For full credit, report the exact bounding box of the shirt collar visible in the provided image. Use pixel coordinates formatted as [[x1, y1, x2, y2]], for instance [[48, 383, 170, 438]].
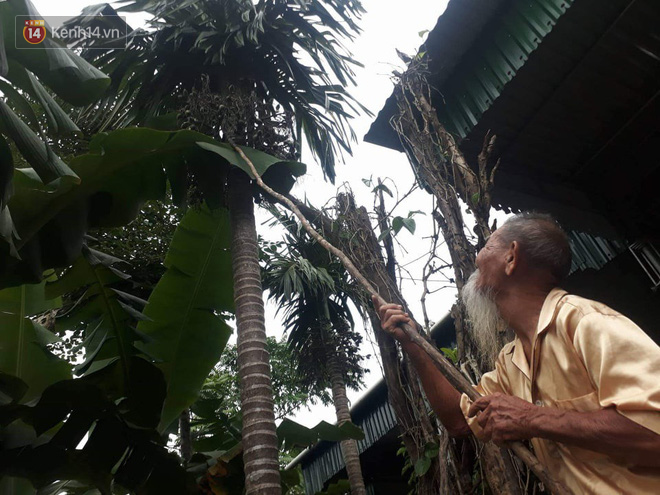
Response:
[[536, 288, 568, 335], [507, 288, 567, 380], [509, 337, 530, 380]]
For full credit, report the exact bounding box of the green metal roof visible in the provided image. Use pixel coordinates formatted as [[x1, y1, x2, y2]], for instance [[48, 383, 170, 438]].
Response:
[[365, 0, 572, 149], [436, 0, 573, 140], [366, 0, 660, 239]]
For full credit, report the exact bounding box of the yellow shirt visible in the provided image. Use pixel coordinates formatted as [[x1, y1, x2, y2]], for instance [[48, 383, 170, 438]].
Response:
[[460, 288, 660, 494]]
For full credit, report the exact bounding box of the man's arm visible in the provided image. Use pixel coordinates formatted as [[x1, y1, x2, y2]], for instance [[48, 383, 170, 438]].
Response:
[[468, 394, 660, 468], [373, 297, 471, 437]]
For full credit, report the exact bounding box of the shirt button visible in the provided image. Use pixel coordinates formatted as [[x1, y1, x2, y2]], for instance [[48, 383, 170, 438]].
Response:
[[535, 400, 543, 406]]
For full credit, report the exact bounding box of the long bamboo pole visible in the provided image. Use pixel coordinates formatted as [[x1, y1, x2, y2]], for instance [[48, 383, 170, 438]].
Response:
[[230, 141, 570, 495]]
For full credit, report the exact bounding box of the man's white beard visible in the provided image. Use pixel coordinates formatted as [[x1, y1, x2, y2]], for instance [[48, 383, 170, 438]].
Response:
[[461, 269, 506, 368]]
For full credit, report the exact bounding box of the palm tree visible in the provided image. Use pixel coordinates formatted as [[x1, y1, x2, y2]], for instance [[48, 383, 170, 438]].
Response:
[[263, 214, 368, 494], [69, 2, 366, 493]]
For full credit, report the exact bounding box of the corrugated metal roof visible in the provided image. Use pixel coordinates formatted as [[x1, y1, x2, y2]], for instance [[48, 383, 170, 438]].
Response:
[[365, 0, 571, 148], [365, 0, 509, 150], [437, 0, 573, 140], [301, 398, 398, 495], [569, 231, 625, 274], [365, 0, 660, 239]]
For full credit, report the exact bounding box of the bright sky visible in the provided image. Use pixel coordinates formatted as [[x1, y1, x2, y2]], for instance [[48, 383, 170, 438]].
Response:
[[31, 0, 509, 428]]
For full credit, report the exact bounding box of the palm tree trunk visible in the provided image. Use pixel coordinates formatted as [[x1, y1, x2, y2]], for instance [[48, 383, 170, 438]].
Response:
[[229, 170, 281, 495], [327, 352, 367, 495]]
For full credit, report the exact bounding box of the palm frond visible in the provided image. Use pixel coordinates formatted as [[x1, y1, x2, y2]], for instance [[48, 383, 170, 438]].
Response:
[[69, 0, 370, 180]]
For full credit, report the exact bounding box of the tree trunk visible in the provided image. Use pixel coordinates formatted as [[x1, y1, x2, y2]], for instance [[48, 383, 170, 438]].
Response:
[[179, 408, 193, 465], [327, 352, 367, 495], [390, 63, 522, 494], [335, 194, 444, 494], [229, 170, 281, 495]]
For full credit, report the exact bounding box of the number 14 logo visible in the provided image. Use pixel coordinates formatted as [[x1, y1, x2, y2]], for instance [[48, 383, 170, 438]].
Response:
[[23, 19, 46, 45]]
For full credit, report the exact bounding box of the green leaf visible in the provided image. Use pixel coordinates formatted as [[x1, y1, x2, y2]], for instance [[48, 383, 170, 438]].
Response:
[[401, 217, 416, 235], [424, 441, 439, 459], [0, 280, 71, 402], [0, 99, 79, 184], [0, 1, 110, 106], [377, 228, 392, 242], [414, 456, 431, 477], [0, 372, 28, 405], [0, 78, 41, 129], [277, 418, 364, 450], [371, 183, 393, 197], [392, 216, 416, 235], [23, 69, 81, 136], [0, 132, 13, 209], [440, 347, 458, 365], [196, 141, 306, 194], [137, 205, 234, 432], [392, 216, 404, 234], [338, 421, 365, 441], [3, 60, 80, 136], [46, 247, 150, 394], [471, 192, 481, 205]]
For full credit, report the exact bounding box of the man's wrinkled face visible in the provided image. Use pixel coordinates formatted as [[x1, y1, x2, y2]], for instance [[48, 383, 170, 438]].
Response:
[[461, 232, 509, 365], [474, 230, 506, 292]]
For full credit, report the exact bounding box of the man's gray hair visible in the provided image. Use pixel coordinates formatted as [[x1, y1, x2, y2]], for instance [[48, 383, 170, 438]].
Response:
[[495, 212, 572, 282]]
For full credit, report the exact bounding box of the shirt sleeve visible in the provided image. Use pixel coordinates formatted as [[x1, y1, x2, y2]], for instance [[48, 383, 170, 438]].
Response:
[[572, 311, 660, 435], [459, 350, 510, 440]]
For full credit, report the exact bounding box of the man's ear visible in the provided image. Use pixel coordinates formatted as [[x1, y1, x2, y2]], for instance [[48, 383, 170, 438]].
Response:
[[504, 241, 519, 276]]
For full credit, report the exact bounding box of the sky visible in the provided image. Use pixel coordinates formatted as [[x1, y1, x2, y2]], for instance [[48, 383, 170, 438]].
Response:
[[30, 0, 510, 428]]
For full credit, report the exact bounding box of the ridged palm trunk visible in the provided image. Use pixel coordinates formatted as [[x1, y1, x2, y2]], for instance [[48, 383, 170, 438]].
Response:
[[327, 352, 367, 495], [229, 170, 281, 494]]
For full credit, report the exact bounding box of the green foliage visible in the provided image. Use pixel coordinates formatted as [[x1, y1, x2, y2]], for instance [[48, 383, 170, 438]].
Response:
[[263, 213, 368, 394], [414, 456, 431, 477], [69, 0, 368, 180], [0, 278, 71, 402], [0, 0, 110, 254], [414, 440, 440, 477], [46, 246, 148, 382], [277, 418, 365, 451], [0, 127, 304, 288], [378, 210, 425, 241], [90, 199, 181, 294], [440, 347, 459, 365], [0, 356, 191, 494], [201, 336, 332, 420], [137, 205, 234, 431]]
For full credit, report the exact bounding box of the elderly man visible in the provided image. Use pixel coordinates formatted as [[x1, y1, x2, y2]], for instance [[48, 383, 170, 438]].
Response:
[[374, 213, 660, 494]]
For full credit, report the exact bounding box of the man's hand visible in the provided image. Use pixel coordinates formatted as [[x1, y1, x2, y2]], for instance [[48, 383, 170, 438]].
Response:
[[372, 296, 412, 344], [467, 393, 540, 445]]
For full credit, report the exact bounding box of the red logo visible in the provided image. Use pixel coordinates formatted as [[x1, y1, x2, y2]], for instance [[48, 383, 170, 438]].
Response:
[[23, 20, 46, 45]]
